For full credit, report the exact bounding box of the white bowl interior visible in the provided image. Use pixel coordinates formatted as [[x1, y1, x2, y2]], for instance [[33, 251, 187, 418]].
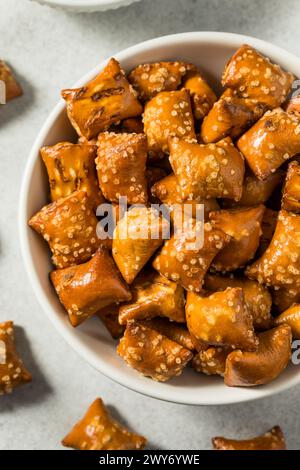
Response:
[[34, 0, 141, 11], [20, 32, 300, 405]]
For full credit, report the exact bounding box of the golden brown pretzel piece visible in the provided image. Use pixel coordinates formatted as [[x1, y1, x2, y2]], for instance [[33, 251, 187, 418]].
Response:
[[119, 270, 185, 325], [153, 220, 230, 292], [257, 208, 278, 256], [29, 190, 104, 269], [192, 347, 229, 376], [0, 60, 23, 101], [40, 142, 103, 208], [143, 89, 196, 159], [224, 324, 292, 386], [183, 71, 217, 121], [142, 318, 197, 351], [112, 207, 168, 284], [128, 61, 196, 101], [0, 321, 32, 395], [62, 398, 147, 450], [238, 108, 300, 180], [97, 304, 124, 339], [204, 274, 272, 331], [96, 132, 148, 204], [285, 94, 300, 118], [246, 210, 300, 291], [212, 426, 286, 450], [272, 286, 300, 313], [209, 205, 265, 271], [117, 321, 193, 382], [273, 304, 300, 339], [169, 137, 245, 201], [51, 247, 131, 327], [282, 161, 300, 213], [186, 288, 258, 350], [119, 117, 144, 133], [61, 58, 142, 140]]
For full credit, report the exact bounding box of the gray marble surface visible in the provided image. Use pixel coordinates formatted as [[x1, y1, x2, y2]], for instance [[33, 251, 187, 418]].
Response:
[[1, 0, 300, 450]]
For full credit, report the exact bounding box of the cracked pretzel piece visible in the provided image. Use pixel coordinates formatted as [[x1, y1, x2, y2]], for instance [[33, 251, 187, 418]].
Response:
[[212, 426, 286, 451], [225, 324, 292, 387], [238, 108, 300, 180], [0, 321, 32, 395], [97, 304, 124, 339], [282, 161, 300, 213], [209, 205, 265, 271], [113, 207, 168, 284], [61, 58, 142, 140], [183, 71, 217, 121], [62, 398, 146, 450], [204, 274, 272, 331], [143, 89, 196, 159], [117, 321, 193, 382], [29, 190, 103, 269], [0, 60, 23, 101], [51, 247, 131, 327], [119, 271, 185, 325], [273, 304, 300, 339], [128, 61, 196, 101], [169, 137, 245, 201], [272, 287, 300, 313], [186, 288, 258, 350], [153, 220, 230, 292], [40, 142, 103, 208], [96, 132, 148, 204], [192, 347, 229, 376], [246, 210, 300, 291], [142, 318, 198, 351]]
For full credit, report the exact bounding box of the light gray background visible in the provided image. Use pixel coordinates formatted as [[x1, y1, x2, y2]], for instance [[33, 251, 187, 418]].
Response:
[[1, 0, 300, 451]]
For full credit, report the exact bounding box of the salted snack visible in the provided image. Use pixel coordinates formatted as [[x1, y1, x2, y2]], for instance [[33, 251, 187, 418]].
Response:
[[117, 321, 193, 382], [209, 205, 265, 271], [186, 288, 258, 350], [183, 71, 217, 121], [246, 210, 300, 291], [97, 304, 124, 339], [51, 247, 131, 327], [29, 190, 103, 269], [62, 58, 142, 140], [40, 142, 103, 208], [113, 207, 168, 284], [286, 94, 300, 118], [119, 271, 185, 325], [192, 347, 229, 376], [143, 318, 197, 351], [143, 89, 196, 159], [273, 304, 300, 339], [0, 60, 23, 102], [0, 321, 32, 395], [212, 426, 286, 450], [169, 137, 244, 201], [272, 287, 300, 313], [119, 117, 144, 133], [128, 61, 196, 101], [282, 161, 300, 212], [225, 325, 292, 386], [96, 132, 148, 204], [257, 208, 278, 256], [153, 220, 231, 292], [238, 108, 300, 180], [62, 398, 146, 450]]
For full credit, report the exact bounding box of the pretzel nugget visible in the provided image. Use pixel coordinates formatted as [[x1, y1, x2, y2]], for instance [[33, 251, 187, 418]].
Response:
[[272, 287, 300, 313], [153, 220, 230, 292], [285, 94, 300, 118], [183, 71, 217, 121], [209, 205, 265, 271], [97, 304, 124, 339], [224, 325, 292, 387], [113, 207, 168, 284], [51, 247, 131, 327], [0, 321, 32, 395], [186, 288, 258, 350], [192, 347, 229, 376], [62, 398, 146, 450], [143, 89, 196, 159], [40, 142, 103, 208], [257, 208, 278, 256], [117, 321, 193, 382], [246, 210, 300, 291], [273, 304, 300, 339], [238, 108, 300, 180], [128, 61, 196, 101], [0, 60, 23, 101], [120, 117, 144, 133], [96, 132, 148, 204], [61, 58, 142, 140], [169, 137, 244, 201], [29, 190, 103, 269], [143, 318, 197, 351], [282, 161, 300, 213], [212, 426, 286, 450], [119, 270, 185, 325]]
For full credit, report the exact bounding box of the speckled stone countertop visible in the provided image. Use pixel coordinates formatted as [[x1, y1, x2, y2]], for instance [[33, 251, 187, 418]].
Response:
[[1, 0, 300, 450]]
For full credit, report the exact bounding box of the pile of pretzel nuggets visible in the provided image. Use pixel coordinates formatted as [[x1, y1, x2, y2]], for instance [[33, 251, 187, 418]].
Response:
[[28, 44, 300, 389]]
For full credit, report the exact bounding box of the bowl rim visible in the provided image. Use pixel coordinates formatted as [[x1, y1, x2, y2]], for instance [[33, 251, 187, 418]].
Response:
[[34, 0, 140, 8], [19, 31, 300, 405]]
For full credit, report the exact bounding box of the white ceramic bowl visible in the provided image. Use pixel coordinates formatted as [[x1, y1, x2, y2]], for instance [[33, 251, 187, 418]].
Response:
[[20, 32, 300, 405], [31, 0, 141, 12]]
